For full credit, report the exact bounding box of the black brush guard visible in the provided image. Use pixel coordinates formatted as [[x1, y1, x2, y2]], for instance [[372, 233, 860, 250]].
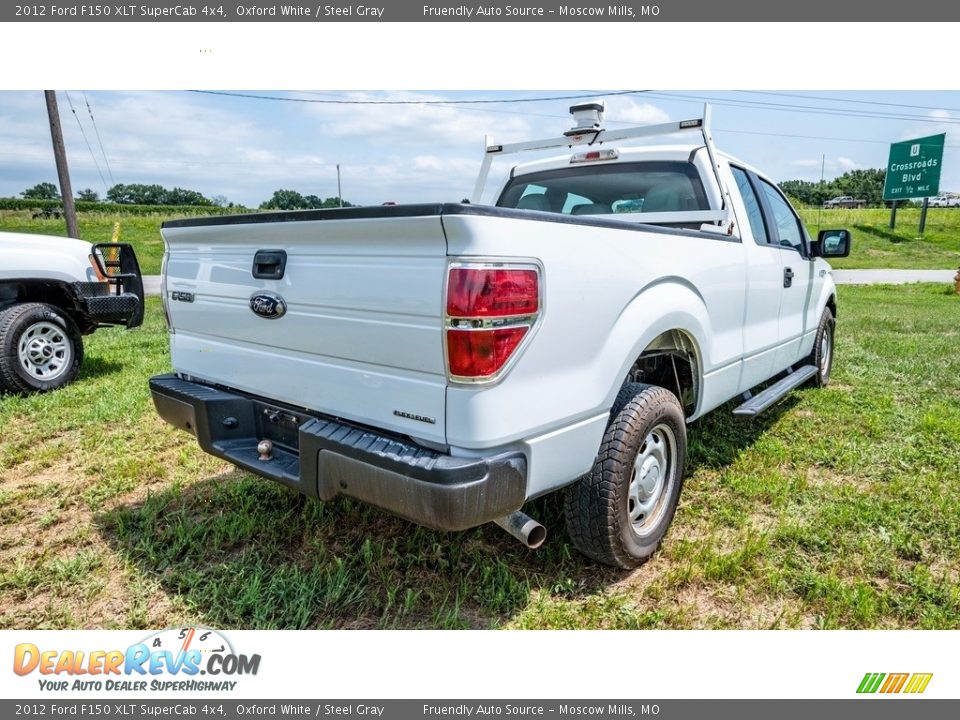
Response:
[[86, 242, 145, 328]]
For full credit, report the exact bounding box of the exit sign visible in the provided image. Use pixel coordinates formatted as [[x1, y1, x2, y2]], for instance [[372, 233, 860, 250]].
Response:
[[883, 134, 946, 201]]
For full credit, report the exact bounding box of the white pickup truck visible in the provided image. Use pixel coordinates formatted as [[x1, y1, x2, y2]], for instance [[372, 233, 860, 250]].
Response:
[[0, 233, 143, 393], [151, 103, 851, 568], [929, 193, 960, 208]]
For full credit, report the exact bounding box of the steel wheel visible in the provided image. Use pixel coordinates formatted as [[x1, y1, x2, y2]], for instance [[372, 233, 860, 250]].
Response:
[[17, 320, 73, 381], [627, 423, 676, 537]]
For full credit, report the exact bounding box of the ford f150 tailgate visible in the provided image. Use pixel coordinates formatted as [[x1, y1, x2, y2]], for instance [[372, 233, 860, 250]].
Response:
[[160, 206, 448, 445]]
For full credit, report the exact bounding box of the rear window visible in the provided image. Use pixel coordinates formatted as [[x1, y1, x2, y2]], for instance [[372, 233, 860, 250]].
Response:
[[496, 161, 709, 217]]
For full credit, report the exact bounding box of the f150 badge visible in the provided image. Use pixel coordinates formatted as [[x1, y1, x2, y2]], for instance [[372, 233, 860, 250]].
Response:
[[250, 292, 286, 319]]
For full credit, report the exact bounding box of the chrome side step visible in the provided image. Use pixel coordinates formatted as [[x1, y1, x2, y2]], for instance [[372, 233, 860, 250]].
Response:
[[733, 365, 818, 417]]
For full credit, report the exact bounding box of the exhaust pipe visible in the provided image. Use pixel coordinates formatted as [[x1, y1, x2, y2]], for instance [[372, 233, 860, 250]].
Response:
[[494, 511, 546, 549]]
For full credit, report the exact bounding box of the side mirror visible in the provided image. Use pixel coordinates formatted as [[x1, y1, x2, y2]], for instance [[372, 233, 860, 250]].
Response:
[[814, 229, 851, 258]]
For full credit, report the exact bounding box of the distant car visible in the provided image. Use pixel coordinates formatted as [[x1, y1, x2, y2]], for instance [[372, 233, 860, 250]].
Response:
[[822, 196, 867, 209], [929, 194, 960, 208], [0, 232, 144, 393]]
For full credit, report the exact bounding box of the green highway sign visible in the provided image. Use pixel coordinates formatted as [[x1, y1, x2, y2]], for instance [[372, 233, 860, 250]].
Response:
[[883, 133, 946, 201]]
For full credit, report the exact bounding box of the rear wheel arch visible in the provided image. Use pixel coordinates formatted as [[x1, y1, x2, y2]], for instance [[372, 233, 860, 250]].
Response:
[[615, 329, 701, 419], [826, 293, 837, 319]]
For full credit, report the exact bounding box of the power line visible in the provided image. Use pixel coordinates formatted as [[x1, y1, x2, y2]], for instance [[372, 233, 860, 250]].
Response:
[[736, 90, 960, 114], [643, 91, 960, 125], [6, 90, 959, 179], [188, 87, 959, 133], [291, 90, 575, 121], [710, 126, 960, 150], [83, 91, 114, 184], [63, 91, 109, 194], [187, 89, 648, 105], [3, 119, 957, 172]]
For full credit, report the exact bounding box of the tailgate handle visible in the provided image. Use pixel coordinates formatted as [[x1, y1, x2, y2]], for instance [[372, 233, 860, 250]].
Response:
[[252, 250, 286, 280]]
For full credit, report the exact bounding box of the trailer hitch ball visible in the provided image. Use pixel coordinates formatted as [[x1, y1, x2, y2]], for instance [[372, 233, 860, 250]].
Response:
[[257, 439, 274, 461]]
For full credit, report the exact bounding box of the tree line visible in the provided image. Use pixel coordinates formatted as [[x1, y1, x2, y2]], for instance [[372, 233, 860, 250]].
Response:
[[14, 168, 896, 211], [17, 183, 354, 210], [778, 168, 888, 207], [258, 189, 356, 210], [19, 182, 222, 206]]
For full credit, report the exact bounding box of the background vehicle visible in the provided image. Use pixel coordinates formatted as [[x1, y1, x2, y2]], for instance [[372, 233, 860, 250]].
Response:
[[0, 232, 144, 393], [929, 193, 960, 208], [151, 103, 850, 568], [822, 195, 866, 209]]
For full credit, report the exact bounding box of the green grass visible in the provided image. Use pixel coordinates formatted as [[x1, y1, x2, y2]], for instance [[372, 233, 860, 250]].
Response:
[[2, 206, 959, 274], [1, 286, 959, 629], [800, 206, 960, 270]]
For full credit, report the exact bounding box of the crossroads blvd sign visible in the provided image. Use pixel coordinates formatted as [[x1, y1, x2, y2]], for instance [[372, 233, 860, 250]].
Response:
[[883, 133, 946, 201]]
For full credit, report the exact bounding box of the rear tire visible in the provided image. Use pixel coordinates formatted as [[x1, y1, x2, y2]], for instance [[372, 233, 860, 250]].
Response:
[[808, 307, 834, 388], [0, 303, 84, 394], [564, 383, 687, 569], [609, 381, 647, 420]]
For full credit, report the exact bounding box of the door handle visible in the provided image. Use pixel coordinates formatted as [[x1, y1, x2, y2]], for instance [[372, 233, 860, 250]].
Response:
[[252, 250, 287, 280], [783, 267, 794, 288]]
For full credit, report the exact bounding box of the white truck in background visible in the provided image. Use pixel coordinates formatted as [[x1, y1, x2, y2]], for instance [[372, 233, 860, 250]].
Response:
[[151, 102, 851, 568], [0, 233, 143, 393], [822, 195, 867, 209], [929, 193, 960, 208]]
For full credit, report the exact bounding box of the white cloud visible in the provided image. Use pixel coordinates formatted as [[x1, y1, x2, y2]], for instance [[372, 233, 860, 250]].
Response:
[[787, 156, 862, 180], [604, 97, 669, 125], [7, 90, 952, 204], [0, 90, 555, 204], [300, 91, 532, 147]]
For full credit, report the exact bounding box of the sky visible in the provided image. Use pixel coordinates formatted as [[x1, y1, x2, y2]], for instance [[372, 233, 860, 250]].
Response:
[[0, 90, 957, 207]]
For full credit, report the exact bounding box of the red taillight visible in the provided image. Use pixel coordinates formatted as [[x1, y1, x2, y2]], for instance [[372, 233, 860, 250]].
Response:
[[447, 327, 528, 378], [447, 268, 539, 317], [445, 264, 541, 381]]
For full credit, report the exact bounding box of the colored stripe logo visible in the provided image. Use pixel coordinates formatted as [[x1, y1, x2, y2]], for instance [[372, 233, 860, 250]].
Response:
[[857, 672, 933, 694]]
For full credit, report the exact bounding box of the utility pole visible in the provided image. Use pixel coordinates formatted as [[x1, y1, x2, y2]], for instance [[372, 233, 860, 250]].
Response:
[[816, 153, 825, 232], [336, 164, 343, 208], [44, 91, 79, 239]]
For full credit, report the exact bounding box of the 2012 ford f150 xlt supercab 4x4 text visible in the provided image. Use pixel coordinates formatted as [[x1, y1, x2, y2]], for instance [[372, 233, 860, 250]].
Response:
[[150, 102, 851, 568]]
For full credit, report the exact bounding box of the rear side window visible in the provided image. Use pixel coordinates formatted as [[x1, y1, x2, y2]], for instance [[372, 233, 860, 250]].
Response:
[[731, 167, 767, 245], [497, 161, 709, 216]]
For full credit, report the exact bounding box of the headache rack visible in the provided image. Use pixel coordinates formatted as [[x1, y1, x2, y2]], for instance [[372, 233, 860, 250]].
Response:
[[470, 101, 735, 234]]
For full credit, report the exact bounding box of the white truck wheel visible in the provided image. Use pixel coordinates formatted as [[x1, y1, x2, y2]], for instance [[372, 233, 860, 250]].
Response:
[[564, 383, 687, 569], [0, 303, 84, 394], [808, 307, 835, 388]]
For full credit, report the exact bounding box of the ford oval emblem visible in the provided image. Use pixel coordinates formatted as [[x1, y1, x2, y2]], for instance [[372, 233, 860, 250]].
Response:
[[249, 292, 286, 319]]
